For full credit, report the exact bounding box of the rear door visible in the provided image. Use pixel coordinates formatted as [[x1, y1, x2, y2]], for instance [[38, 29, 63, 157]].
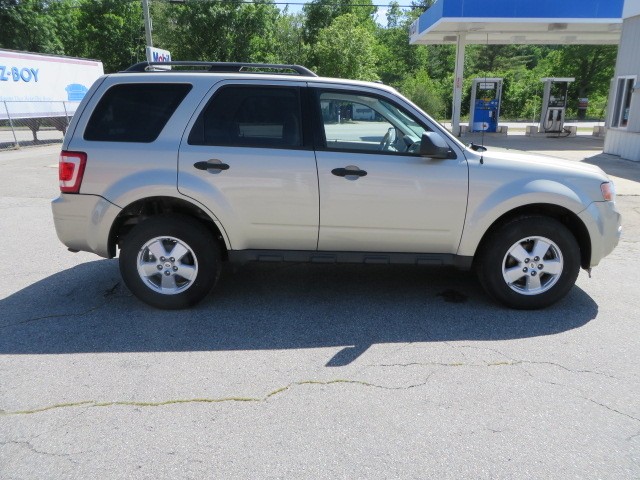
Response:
[[178, 80, 319, 251]]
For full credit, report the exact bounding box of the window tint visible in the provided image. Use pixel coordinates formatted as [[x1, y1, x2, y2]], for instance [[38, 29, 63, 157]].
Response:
[[317, 90, 427, 155], [84, 83, 192, 142], [188, 86, 302, 148]]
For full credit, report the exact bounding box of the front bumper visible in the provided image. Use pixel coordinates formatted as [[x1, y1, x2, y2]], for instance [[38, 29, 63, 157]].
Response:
[[578, 200, 622, 267], [51, 193, 122, 258]]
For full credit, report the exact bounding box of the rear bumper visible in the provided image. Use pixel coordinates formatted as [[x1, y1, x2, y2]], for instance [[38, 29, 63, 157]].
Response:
[[51, 193, 121, 258], [578, 200, 622, 267]]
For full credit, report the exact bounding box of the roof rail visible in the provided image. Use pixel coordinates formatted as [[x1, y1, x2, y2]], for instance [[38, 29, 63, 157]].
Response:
[[123, 61, 318, 77]]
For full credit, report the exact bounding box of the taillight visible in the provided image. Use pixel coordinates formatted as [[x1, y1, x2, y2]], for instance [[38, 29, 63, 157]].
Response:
[[59, 151, 87, 193]]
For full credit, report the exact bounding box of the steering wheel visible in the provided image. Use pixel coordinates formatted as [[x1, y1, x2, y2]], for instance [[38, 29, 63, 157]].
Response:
[[379, 127, 396, 151]]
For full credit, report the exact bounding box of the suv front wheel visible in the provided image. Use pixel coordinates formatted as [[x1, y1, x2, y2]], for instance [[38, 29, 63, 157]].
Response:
[[477, 216, 580, 309], [119, 215, 221, 309]]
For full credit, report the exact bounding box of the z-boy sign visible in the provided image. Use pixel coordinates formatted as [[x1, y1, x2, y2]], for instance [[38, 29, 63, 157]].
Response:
[[0, 49, 104, 120]]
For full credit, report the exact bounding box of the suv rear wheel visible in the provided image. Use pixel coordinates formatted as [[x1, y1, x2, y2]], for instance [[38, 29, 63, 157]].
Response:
[[477, 216, 580, 309], [119, 215, 220, 309]]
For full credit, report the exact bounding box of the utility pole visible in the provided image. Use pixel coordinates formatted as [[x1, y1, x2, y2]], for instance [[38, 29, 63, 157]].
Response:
[[142, 0, 153, 61]]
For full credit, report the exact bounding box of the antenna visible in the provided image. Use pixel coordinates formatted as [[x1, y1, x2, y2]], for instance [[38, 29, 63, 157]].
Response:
[[480, 33, 489, 159]]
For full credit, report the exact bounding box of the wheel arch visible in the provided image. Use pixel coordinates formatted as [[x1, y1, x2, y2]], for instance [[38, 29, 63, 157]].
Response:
[[472, 204, 592, 270], [108, 196, 229, 259]]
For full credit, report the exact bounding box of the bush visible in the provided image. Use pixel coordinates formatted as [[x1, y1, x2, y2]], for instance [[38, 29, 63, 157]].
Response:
[[398, 71, 445, 119]]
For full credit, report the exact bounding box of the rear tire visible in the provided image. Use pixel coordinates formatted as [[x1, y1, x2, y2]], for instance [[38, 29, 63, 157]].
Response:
[[476, 216, 580, 309], [119, 215, 221, 309]]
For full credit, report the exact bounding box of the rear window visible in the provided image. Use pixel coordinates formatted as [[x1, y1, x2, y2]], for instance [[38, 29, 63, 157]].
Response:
[[84, 83, 192, 142], [188, 86, 302, 148]]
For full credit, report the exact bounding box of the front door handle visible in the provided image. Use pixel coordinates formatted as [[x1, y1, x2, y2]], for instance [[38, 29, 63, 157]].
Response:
[[194, 159, 230, 171], [331, 166, 367, 178]]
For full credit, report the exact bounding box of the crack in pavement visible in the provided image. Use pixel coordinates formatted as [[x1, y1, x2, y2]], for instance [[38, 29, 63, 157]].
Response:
[[0, 377, 433, 416], [540, 379, 640, 425], [452, 344, 617, 379], [0, 440, 85, 465], [372, 345, 638, 425], [627, 431, 640, 442], [369, 359, 617, 378], [0, 284, 127, 329], [581, 397, 640, 424], [0, 303, 108, 330]]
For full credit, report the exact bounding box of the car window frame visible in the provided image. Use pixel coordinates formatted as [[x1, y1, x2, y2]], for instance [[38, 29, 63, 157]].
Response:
[[309, 86, 438, 157], [186, 82, 312, 151], [83, 82, 193, 143]]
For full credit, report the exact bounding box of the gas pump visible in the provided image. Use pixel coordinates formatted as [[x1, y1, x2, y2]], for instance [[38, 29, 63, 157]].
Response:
[[539, 77, 574, 133], [469, 78, 503, 132]]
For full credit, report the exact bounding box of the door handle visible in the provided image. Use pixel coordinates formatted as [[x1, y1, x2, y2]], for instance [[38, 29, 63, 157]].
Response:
[[194, 159, 230, 171], [331, 166, 367, 178]]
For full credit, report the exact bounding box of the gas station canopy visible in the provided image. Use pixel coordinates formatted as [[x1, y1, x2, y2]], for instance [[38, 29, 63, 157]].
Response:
[[408, 0, 626, 136], [410, 0, 624, 46]]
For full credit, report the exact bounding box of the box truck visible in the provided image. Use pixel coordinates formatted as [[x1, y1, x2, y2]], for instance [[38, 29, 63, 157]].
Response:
[[0, 49, 104, 140]]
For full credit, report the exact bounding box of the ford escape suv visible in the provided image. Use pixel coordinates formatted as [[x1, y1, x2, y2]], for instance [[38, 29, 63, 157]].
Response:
[[52, 61, 621, 310]]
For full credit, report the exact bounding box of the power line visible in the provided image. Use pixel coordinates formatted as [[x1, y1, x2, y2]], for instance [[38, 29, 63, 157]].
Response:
[[1, 0, 423, 9], [165, 0, 420, 7]]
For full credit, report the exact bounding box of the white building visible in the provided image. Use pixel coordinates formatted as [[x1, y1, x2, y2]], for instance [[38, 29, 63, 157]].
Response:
[[605, 0, 640, 161]]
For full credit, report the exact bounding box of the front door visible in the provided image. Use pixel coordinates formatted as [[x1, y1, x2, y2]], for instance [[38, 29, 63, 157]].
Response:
[[312, 87, 468, 254]]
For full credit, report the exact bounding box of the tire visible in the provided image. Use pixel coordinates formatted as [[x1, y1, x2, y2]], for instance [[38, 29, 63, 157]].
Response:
[[119, 214, 221, 309], [476, 216, 580, 310]]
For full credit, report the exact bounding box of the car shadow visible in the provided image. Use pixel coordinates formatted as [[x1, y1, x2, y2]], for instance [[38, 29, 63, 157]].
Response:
[[0, 259, 599, 366]]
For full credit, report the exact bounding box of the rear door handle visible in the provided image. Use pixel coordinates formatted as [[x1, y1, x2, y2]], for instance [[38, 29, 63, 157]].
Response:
[[331, 166, 367, 178], [194, 159, 230, 171]]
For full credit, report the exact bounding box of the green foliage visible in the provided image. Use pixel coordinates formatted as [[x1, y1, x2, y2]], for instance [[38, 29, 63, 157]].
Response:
[[0, 1, 620, 119], [398, 70, 445, 118], [0, 0, 66, 54], [78, 0, 145, 72], [375, 7, 429, 85], [314, 13, 379, 81], [538, 45, 617, 117], [303, 0, 376, 45], [155, 0, 280, 64], [268, 12, 310, 66]]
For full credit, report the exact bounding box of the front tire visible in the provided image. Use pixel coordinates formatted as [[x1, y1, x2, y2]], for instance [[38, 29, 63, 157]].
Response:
[[477, 216, 580, 309], [119, 215, 221, 309]]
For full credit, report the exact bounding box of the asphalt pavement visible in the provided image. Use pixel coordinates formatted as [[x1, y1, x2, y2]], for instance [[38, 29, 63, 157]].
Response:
[[0, 139, 638, 479]]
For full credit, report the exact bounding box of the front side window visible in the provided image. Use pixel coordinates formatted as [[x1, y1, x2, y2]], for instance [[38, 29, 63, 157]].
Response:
[[84, 83, 192, 142], [188, 86, 302, 148], [611, 76, 636, 129], [316, 90, 428, 155]]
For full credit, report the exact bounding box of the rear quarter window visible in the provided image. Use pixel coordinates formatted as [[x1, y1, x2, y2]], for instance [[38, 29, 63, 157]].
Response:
[[84, 83, 192, 143]]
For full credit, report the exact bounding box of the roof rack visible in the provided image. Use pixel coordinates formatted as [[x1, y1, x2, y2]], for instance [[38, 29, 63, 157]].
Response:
[[124, 61, 318, 77]]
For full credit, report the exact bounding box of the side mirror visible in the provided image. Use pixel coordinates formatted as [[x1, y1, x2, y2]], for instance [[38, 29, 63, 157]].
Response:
[[420, 132, 452, 159]]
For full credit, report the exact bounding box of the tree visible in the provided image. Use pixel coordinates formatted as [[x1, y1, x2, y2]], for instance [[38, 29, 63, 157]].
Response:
[[156, 0, 280, 63], [303, 0, 376, 45], [398, 70, 445, 118], [269, 12, 310, 65], [0, 0, 65, 54], [550, 46, 616, 97], [466, 45, 541, 73], [375, 3, 437, 86], [78, 0, 145, 72], [314, 13, 379, 81]]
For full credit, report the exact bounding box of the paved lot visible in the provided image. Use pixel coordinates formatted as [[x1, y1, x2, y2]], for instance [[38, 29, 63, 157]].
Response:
[[1, 140, 639, 479]]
